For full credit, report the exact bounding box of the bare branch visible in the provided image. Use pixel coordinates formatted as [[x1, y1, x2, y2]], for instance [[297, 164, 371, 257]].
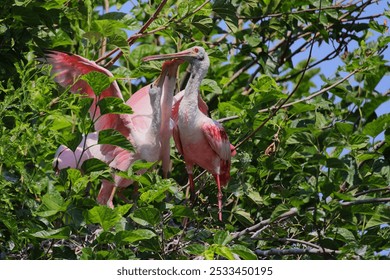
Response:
[[340, 197, 390, 206], [231, 207, 298, 239], [355, 186, 390, 197], [254, 247, 341, 257]]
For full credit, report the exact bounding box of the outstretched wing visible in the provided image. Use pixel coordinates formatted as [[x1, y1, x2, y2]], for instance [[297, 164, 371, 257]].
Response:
[[43, 50, 123, 99], [43, 51, 128, 133]]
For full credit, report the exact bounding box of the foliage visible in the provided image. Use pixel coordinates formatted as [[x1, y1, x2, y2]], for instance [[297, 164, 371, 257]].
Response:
[[0, 0, 389, 260]]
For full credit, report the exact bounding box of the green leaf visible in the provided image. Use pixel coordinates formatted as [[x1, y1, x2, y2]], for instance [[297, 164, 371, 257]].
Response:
[[115, 229, 156, 244], [214, 230, 233, 245], [286, 132, 316, 146], [332, 228, 356, 243], [87, 205, 121, 231], [335, 122, 354, 136], [130, 160, 156, 173], [52, 29, 73, 48], [326, 158, 348, 169], [233, 210, 254, 226], [244, 34, 261, 47], [250, 75, 282, 93], [98, 129, 134, 152], [212, 0, 238, 33], [92, 19, 128, 37], [62, 130, 83, 152], [138, 183, 169, 203], [270, 204, 291, 221], [171, 205, 195, 218], [36, 190, 68, 217], [204, 247, 215, 260], [130, 207, 160, 226], [230, 244, 257, 260], [184, 244, 206, 255], [247, 189, 263, 205], [31, 227, 71, 239], [79, 97, 94, 118], [99, 12, 138, 29], [215, 245, 235, 260], [67, 168, 90, 194], [81, 158, 108, 173], [218, 100, 243, 115], [201, 79, 222, 94], [366, 206, 390, 229], [81, 71, 114, 96], [315, 111, 328, 128], [363, 114, 390, 138], [192, 15, 213, 35], [97, 97, 133, 115], [163, 226, 181, 240], [348, 134, 369, 150], [115, 204, 133, 216], [44, 114, 73, 131]]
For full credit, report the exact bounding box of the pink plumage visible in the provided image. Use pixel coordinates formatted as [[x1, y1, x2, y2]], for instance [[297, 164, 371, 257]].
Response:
[[143, 47, 235, 221], [46, 51, 182, 207]]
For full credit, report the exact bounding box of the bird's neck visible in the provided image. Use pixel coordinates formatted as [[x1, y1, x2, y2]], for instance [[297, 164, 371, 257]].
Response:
[[148, 89, 162, 138], [181, 63, 207, 114], [160, 75, 174, 134]]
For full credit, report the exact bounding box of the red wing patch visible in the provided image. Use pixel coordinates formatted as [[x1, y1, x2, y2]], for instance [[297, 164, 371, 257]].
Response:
[[202, 121, 232, 161]]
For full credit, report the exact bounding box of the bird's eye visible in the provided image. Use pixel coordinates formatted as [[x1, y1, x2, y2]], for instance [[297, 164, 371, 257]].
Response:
[[194, 47, 199, 53]]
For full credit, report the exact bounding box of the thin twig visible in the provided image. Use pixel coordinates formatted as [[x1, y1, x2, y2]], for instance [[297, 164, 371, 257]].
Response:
[[243, 1, 364, 21], [234, 18, 318, 149], [102, 0, 168, 67], [280, 238, 323, 250], [216, 68, 360, 123], [97, 0, 211, 67], [223, 60, 257, 89], [340, 197, 390, 206], [355, 186, 390, 197]]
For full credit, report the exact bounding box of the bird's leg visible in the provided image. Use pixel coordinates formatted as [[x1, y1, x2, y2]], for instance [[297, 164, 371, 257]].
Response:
[[216, 175, 223, 222], [106, 185, 117, 209], [182, 168, 195, 228], [117, 187, 132, 204], [188, 172, 196, 204], [132, 182, 140, 208], [98, 180, 115, 208]]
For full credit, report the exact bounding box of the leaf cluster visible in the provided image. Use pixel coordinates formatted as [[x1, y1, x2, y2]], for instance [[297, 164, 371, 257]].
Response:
[[0, 0, 389, 260]]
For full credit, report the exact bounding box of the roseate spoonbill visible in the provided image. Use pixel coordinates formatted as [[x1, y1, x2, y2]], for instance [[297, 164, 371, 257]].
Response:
[[45, 51, 182, 206], [143, 46, 236, 221]]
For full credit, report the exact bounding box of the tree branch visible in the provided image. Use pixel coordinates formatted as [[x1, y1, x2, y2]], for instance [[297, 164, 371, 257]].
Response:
[[216, 68, 360, 123], [254, 247, 341, 257], [101, 0, 168, 67], [355, 186, 390, 197], [340, 197, 390, 206], [231, 207, 298, 239], [96, 0, 211, 67]]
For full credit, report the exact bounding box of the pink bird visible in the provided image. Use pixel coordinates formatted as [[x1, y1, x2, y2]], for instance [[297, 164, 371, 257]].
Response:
[[45, 51, 182, 207], [143, 47, 236, 221]]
